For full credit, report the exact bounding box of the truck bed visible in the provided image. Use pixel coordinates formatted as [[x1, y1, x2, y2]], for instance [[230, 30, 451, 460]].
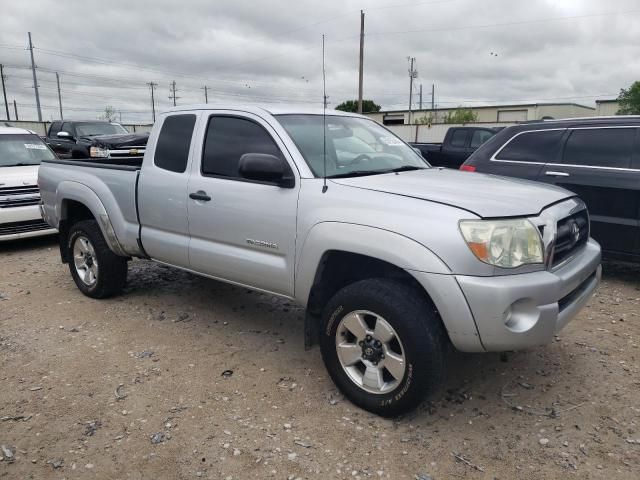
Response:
[[38, 159, 144, 257]]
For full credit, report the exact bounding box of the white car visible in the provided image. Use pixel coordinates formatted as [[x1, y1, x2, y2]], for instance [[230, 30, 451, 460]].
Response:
[[0, 126, 57, 241]]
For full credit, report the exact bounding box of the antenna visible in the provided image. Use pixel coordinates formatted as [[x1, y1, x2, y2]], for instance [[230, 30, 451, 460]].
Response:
[[322, 34, 328, 194]]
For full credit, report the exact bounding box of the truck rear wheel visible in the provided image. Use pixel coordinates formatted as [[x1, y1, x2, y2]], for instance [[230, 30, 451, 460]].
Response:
[[320, 278, 447, 416], [67, 220, 127, 298]]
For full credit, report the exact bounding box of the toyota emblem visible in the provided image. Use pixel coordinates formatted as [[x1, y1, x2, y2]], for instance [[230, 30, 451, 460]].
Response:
[[571, 222, 580, 243]]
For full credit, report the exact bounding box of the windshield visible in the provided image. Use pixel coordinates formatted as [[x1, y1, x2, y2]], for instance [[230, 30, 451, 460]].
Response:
[[0, 134, 57, 166], [276, 115, 428, 177], [75, 123, 128, 137]]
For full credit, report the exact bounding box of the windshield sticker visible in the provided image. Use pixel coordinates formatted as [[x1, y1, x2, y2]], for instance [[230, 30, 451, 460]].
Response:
[[379, 136, 404, 146], [24, 143, 47, 150]]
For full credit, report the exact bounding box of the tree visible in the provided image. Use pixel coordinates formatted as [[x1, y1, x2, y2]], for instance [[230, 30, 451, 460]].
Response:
[[443, 107, 478, 124], [616, 81, 640, 115], [335, 99, 381, 113], [416, 112, 435, 125], [101, 105, 117, 122]]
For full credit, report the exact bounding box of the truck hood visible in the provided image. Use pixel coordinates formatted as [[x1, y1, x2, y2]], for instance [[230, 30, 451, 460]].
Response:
[[0, 165, 39, 187], [85, 133, 150, 148], [331, 168, 574, 218]]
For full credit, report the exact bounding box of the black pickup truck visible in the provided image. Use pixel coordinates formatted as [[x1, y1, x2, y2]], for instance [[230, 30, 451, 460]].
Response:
[[410, 126, 499, 169], [45, 120, 149, 164]]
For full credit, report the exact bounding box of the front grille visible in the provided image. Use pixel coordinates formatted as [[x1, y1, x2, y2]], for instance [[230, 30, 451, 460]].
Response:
[[552, 209, 589, 267], [108, 146, 146, 158], [0, 219, 51, 236], [0, 185, 41, 208]]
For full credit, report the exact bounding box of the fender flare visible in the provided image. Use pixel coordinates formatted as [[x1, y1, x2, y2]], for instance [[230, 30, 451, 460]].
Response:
[[294, 222, 451, 305], [56, 181, 127, 257]]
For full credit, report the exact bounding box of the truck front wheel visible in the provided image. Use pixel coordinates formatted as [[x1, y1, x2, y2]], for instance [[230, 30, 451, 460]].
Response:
[[67, 220, 127, 298], [320, 278, 447, 416]]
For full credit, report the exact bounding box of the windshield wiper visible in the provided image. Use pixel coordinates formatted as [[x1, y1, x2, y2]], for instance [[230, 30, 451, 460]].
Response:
[[327, 170, 392, 179], [327, 165, 426, 179], [3, 162, 39, 167], [389, 166, 427, 173]]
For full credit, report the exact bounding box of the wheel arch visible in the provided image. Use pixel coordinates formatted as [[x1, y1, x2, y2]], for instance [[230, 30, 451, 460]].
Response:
[[56, 182, 127, 262], [295, 222, 454, 349]]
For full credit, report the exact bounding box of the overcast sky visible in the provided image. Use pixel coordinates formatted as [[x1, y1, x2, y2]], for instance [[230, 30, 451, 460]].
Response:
[[1, 0, 639, 123]]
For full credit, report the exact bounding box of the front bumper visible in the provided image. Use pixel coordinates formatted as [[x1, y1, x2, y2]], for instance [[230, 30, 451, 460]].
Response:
[[456, 239, 601, 351], [0, 204, 57, 242]]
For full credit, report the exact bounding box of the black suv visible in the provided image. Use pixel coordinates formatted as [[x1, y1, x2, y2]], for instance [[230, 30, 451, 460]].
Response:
[[461, 116, 640, 262]]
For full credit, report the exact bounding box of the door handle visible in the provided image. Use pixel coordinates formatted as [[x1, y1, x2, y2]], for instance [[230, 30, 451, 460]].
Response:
[[545, 171, 570, 177], [189, 191, 211, 202]]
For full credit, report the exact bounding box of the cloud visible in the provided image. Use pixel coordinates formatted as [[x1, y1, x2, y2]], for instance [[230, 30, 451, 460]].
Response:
[[0, 0, 637, 122]]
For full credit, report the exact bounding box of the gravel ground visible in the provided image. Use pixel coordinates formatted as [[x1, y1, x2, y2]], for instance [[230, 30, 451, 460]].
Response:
[[1, 236, 638, 479]]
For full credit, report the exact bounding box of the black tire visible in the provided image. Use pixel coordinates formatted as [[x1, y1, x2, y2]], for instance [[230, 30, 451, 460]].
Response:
[[67, 220, 127, 298], [320, 278, 448, 417]]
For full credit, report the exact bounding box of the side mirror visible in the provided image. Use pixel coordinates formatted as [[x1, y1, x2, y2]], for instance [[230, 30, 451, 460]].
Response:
[[239, 153, 294, 188], [57, 131, 73, 139]]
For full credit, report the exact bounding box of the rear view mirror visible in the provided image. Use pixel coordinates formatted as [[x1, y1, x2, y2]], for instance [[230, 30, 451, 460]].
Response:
[[239, 153, 294, 188]]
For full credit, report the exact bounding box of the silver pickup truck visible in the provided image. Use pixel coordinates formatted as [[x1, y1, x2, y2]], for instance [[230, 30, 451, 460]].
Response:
[[39, 106, 601, 416]]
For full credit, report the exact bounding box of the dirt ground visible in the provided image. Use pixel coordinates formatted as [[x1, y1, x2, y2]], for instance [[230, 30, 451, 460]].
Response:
[[0, 236, 638, 480]]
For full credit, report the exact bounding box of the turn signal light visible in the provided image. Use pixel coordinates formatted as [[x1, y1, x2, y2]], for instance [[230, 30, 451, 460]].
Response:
[[460, 165, 476, 172]]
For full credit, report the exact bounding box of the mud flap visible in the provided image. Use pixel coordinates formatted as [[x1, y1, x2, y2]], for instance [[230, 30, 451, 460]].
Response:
[[304, 310, 320, 350]]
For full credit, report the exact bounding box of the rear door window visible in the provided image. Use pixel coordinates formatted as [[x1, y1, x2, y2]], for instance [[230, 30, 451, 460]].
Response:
[[154, 114, 196, 173], [450, 129, 468, 148], [563, 128, 635, 169], [470, 130, 494, 149], [495, 130, 564, 163]]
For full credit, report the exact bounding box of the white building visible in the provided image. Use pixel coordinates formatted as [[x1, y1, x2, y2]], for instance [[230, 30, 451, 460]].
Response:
[[367, 102, 596, 125]]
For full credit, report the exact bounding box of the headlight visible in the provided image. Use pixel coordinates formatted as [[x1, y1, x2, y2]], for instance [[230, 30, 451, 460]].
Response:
[[89, 146, 109, 158], [459, 219, 543, 268]]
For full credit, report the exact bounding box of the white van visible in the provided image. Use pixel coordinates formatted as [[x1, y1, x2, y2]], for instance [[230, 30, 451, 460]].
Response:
[[0, 126, 57, 241]]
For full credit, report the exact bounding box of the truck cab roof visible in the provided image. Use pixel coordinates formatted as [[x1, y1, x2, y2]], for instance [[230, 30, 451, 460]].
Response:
[[164, 104, 362, 117]]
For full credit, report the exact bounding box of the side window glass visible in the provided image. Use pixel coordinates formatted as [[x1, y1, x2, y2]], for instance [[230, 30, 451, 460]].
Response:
[[495, 130, 564, 163], [470, 130, 494, 149], [450, 130, 467, 148], [61, 122, 73, 137], [202, 116, 283, 178], [563, 128, 635, 169], [49, 122, 61, 137], [154, 114, 196, 173]]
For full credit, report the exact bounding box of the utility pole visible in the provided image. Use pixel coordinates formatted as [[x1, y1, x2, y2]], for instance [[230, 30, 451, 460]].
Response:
[[13, 100, 18, 120], [55, 72, 63, 119], [202, 85, 209, 104], [169, 81, 179, 107], [357, 10, 365, 114], [28, 32, 42, 122], [431, 83, 435, 122], [0, 64, 9, 120], [419, 84, 423, 110], [324, 95, 330, 108], [407, 57, 417, 124], [147, 82, 157, 122]]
